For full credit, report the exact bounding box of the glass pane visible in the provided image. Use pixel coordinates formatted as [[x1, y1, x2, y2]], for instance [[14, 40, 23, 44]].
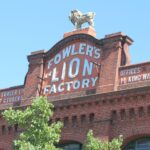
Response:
[[59, 143, 81, 150], [124, 138, 150, 150]]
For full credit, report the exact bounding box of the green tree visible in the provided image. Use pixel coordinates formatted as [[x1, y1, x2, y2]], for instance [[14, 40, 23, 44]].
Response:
[[83, 130, 123, 150], [2, 96, 63, 150]]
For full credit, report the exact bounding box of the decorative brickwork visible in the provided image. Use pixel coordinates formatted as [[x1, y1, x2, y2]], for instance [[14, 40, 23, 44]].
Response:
[[0, 29, 150, 150]]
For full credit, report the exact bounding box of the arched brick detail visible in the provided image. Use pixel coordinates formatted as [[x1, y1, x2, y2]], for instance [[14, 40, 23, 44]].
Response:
[[123, 134, 150, 148]]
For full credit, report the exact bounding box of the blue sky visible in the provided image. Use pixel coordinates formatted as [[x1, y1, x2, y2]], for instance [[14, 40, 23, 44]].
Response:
[[0, 0, 150, 89]]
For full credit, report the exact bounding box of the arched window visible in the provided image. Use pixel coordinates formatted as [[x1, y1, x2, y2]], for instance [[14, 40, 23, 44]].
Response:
[[58, 142, 82, 150], [123, 138, 150, 150]]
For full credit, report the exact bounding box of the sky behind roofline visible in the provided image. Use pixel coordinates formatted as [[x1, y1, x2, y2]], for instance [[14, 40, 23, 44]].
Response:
[[0, 0, 150, 89]]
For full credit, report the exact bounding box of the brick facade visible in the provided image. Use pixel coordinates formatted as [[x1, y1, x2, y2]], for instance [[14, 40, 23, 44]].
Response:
[[0, 28, 150, 150]]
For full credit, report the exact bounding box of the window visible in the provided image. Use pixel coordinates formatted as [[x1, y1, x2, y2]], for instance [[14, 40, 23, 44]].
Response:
[[123, 138, 150, 150], [72, 116, 77, 127], [80, 114, 86, 124], [129, 108, 135, 119], [14, 124, 18, 132], [58, 143, 82, 150], [64, 117, 69, 126], [147, 106, 150, 116], [138, 107, 144, 117], [55, 118, 61, 122], [120, 109, 126, 120], [8, 126, 12, 134], [1, 125, 6, 135], [111, 110, 117, 120], [89, 113, 95, 123], [48, 119, 52, 125]]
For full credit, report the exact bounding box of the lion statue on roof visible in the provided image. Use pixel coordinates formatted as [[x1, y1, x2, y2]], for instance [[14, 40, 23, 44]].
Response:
[[69, 9, 96, 29]]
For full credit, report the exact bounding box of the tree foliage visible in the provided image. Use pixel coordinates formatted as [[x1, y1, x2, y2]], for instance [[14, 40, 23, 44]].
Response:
[[2, 96, 63, 150], [83, 130, 123, 150]]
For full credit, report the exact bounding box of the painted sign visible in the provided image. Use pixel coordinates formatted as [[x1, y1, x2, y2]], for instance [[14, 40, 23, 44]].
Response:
[[119, 63, 150, 85], [0, 87, 23, 104], [43, 42, 101, 96]]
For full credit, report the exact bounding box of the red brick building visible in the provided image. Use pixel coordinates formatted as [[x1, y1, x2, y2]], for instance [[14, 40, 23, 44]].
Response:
[[1, 27, 150, 150]]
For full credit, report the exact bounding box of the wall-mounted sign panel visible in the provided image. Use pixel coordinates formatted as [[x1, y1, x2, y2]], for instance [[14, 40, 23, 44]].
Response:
[[0, 86, 23, 104], [119, 63, 150, 85], [43, 41, 101, 96]]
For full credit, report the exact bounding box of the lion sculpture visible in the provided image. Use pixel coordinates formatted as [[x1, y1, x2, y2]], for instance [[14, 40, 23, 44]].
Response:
[[69, 10, 96, 29]]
